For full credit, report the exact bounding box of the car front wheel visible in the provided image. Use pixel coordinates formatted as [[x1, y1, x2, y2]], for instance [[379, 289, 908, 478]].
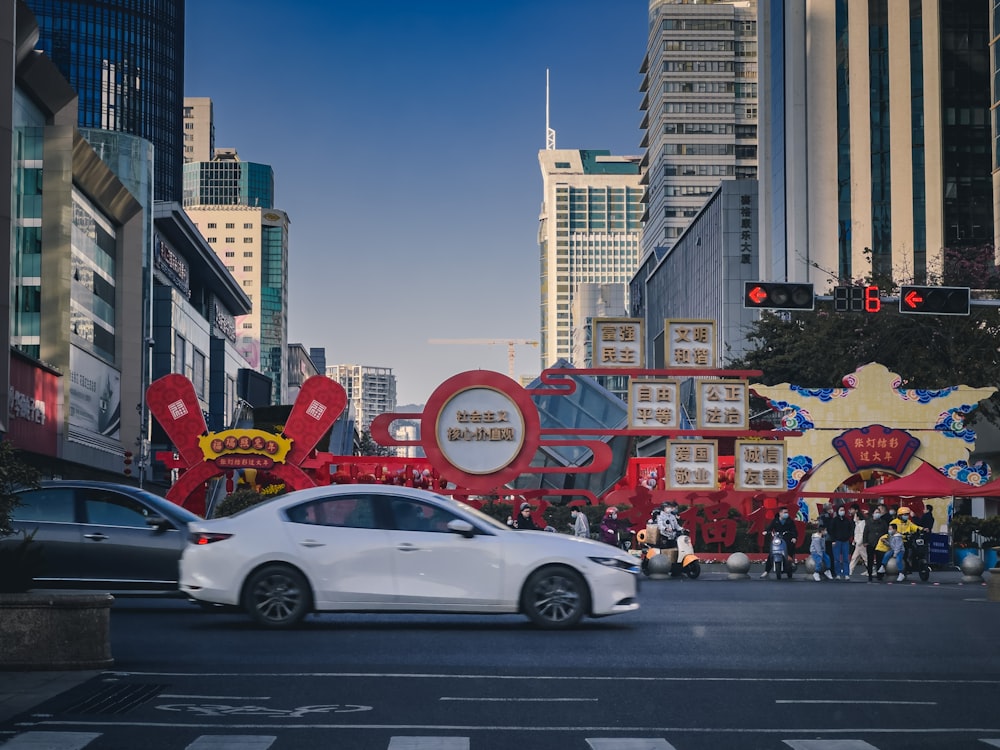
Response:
[[242, 564, 312, 628], [521, 566, 589, 629]]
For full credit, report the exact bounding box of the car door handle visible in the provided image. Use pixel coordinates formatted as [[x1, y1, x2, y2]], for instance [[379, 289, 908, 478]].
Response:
[[397, 543, 419, 552], [300, 539, 325, 548], [84, 533, 108, 541]]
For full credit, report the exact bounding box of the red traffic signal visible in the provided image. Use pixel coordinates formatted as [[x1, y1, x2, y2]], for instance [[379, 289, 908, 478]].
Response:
[[898, 285, 970, 315], [743, 282, 814, 310], [123, 450, 133, 475]]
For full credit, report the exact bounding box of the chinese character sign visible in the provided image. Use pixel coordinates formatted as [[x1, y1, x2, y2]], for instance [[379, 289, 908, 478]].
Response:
[[435, 386, 526, 475], [665, 319, 716, 368], [592, 318, 644, 368], [666, 440, 718, 490], [734, 439, 786, 491], [697, 380, 748, 430], [628, 379, 680, 429]]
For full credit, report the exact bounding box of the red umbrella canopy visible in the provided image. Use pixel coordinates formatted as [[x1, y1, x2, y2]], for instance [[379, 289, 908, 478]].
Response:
[[952, 476, 1000, 497], [858, 462, 973, 497]]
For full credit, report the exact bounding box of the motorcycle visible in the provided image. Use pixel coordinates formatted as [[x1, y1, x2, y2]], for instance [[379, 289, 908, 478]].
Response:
[[904, 528, 932, 581], [640, 528, 701, 579], [765, 532, 796, 579]]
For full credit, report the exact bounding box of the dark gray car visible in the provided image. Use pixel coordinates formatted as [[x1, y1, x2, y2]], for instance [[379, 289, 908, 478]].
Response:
[[3, 480, 201, 592]]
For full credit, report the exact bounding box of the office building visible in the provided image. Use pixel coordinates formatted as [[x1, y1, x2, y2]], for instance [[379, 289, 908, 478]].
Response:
[[183, 96, 214, 163], [640, 0, 758, 259], [185, 147, 289, 405], [759, 1, 991, 287], [8, 0, 147, 479], [24, 0, 185, 203], [537, 149, 643, 369], [327, 364, 397, 432], [630, 179, 759, 366]]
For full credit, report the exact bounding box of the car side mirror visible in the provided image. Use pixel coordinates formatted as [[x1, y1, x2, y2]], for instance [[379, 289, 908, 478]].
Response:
[[447, 519, 475, 538], [146, 515, 172, 532]]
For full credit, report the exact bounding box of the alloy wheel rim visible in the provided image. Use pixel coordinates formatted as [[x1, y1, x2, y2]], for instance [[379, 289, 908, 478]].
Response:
[[532, 574, 580, 622], [254, 574, 301, 621]]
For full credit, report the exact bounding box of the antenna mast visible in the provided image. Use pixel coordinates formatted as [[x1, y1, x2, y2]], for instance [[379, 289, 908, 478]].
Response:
[[546, 69, 556, 150]]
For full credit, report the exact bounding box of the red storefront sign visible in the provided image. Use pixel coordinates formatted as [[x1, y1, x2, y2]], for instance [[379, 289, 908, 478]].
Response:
[[831, 424, 920, 474], [8, 353, 60, 457]]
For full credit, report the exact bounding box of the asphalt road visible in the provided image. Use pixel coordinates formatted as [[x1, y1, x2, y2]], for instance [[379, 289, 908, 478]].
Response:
[[2, 574, 998, 749]]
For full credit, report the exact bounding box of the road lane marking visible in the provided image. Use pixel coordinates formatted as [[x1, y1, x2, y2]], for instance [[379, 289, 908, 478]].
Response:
[[784, 742, 880, 750], [777, 700, 936, 705], [159, 695, 271, 700], [26, 721, 1000, 733], [109, 671, 1000, 685], [186, 737, 276, 750], [0, 732, 100, 749], [587, 740, 677, 749], [979, 741, 1000, 747], [439, 697, 598, 702], [388, 739, 469, 749]]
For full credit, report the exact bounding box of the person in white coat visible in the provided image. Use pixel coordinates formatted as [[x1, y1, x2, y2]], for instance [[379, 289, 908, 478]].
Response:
[[848, 504, 867, 576], [571, 507, 590, 538]]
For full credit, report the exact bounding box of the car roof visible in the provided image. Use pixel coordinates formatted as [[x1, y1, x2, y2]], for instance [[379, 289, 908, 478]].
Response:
[[31, 480, 202, 521]]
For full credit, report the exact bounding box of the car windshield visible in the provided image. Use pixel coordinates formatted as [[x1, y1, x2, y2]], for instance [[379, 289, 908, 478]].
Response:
[[449, 498, 516, 531], [134, 488, 203, 522]]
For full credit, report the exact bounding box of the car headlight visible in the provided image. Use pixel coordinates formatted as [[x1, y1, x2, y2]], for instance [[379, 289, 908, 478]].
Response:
[[588, 556, 640, 574]]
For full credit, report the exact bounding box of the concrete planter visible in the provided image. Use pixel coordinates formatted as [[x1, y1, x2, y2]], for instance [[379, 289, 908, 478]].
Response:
[[0, 593, 114, 670]]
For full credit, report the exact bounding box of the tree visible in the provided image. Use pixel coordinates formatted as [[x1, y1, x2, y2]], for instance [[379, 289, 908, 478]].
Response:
[[356, 428, 393, 457], [728, 245, 1000, 426]]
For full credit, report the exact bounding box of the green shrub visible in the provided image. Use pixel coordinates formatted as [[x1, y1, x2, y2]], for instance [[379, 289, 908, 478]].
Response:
[[213, 488, 267, 518]]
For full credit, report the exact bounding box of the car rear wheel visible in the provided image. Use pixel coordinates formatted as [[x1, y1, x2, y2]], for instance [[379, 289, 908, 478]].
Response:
[[242, 564, 312, 628], [521, 566, 589, 629]]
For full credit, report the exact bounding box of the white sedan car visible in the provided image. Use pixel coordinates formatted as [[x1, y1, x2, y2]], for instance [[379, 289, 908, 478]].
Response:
[[180, 485, 639, 629]]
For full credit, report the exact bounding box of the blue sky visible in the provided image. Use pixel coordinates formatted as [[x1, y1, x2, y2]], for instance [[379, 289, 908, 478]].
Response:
[[185, 0, 647, 405]]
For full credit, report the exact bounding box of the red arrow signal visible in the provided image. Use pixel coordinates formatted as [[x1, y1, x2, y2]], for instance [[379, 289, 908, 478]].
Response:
[[903, 290, 923, 309], [747, 285, 768, 305]]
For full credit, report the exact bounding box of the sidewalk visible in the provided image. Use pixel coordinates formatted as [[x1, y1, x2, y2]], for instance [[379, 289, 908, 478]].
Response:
[[0, 670, 100, 725]]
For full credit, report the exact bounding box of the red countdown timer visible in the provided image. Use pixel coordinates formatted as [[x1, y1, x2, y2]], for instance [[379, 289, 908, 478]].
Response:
[[833, 285, 881, 313]]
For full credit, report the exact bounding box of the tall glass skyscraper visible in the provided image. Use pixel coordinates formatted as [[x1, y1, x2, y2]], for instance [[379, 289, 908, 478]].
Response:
[[759, 0, 991, 287], [24, 0, 185, 202]]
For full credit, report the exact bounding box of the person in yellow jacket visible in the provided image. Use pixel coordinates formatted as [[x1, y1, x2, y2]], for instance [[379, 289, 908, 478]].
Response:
[[889, 506, 922, 536]]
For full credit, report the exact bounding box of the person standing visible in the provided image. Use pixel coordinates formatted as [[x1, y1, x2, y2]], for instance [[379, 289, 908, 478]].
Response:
[[864, 504, 890, 582], [512, 502, 540, 530], [918, 504, 935, 531], [818, 503, 836, 575], [571, 507, 590, 538], [810, 527, 834, 581], [848, 505, 867, 576], [829, 505, 855, 580]]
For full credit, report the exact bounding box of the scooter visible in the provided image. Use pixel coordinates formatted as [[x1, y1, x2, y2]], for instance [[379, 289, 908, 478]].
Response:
[[765, 533, 796, 579], [640, 528, 701, 579], [903, 528, 932, 581]]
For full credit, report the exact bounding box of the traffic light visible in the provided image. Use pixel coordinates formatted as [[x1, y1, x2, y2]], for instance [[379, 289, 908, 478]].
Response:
[[123, 450, 133, 476], [834, 285, 882, 312], [898, 285, 970, 316], [743, 282, 814, 310]]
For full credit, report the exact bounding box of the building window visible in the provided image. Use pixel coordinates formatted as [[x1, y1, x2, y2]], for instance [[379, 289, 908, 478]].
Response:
[[207, 237, 217, 243], [243, 237, 253, 243], [225, 251, 235, 258], [243, 223, 253, 229], [243, 251, 253, 257], [225, 237, 235, 243], [225, 223, 235, 229], [207, 223, 216, 229], [243, 265, 253, 272], [242, 280, 253, 287]]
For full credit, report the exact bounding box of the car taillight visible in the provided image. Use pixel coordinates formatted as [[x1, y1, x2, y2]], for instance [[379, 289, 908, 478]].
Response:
[[189, 532, 233, 545]]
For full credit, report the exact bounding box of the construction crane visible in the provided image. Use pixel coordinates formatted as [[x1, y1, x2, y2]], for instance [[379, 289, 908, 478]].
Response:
[[428, 338, 540, 379]]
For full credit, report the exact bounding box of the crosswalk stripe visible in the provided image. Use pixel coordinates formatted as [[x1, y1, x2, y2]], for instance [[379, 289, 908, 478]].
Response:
[[0, 732, 100, 749], [784, 742, 880, 750], [185, 736, 276, 750], [586, 740, 677, 749], [387, 738, 469, 749]]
